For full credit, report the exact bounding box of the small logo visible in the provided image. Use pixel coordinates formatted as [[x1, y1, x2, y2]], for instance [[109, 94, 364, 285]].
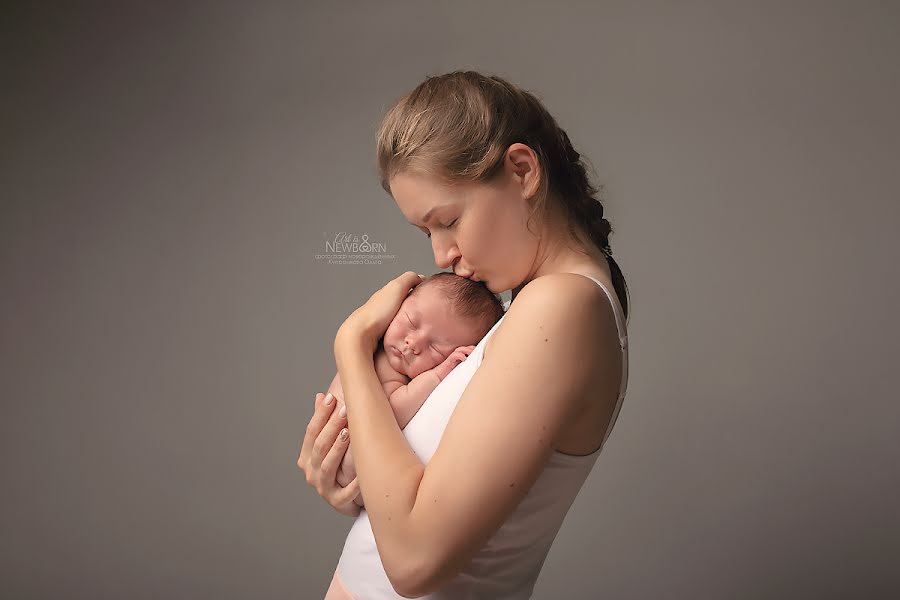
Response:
[[315, 231, 397, 265]]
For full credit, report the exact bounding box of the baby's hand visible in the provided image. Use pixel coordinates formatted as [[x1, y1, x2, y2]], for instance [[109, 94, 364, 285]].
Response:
[[435, 345, 476, 381]]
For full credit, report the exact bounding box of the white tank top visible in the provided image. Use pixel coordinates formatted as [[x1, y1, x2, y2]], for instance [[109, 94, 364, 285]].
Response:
[[337, 274, 629, 599]]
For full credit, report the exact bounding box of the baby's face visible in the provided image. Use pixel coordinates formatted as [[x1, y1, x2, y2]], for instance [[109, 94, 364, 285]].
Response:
[[382, 285, 483, 378]]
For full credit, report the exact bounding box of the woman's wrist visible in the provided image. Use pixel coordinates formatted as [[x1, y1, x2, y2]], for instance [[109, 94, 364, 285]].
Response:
[[335, 320, 378, 357]]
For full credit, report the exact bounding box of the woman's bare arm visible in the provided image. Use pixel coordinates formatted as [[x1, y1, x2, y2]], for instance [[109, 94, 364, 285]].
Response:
[[331, 273, 617, 595], [400, 274, 618, 596]]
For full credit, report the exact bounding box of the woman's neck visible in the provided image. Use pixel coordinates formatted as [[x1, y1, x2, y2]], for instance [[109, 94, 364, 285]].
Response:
[[510, 241, 610, 304], [509, 205, 612, 304]]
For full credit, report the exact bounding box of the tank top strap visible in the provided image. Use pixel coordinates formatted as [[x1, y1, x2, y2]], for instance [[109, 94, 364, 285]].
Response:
[[577, 274, 628, 350], [576, 273, 629, 450]]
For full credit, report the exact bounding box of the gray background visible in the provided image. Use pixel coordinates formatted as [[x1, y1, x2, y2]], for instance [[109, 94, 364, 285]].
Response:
[[2, 1, 898, 598]]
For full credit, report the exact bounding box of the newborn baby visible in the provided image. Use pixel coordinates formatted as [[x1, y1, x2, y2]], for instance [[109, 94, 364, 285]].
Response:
[[325, 272, 505, 507]]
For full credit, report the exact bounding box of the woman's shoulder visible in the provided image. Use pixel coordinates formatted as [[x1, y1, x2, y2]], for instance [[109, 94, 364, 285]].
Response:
[[519, 271, 611, 299], [485, 272, 617, 359]]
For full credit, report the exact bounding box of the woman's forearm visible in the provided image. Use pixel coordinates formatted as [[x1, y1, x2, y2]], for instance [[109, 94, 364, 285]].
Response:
[[334, 334, 427, 579]]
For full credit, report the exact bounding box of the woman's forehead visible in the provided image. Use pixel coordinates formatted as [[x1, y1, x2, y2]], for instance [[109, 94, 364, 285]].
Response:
[[391, 173, 464, 223]]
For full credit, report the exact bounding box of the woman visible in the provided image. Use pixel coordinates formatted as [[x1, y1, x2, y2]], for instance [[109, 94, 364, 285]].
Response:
[[298, 71, 630, 599]]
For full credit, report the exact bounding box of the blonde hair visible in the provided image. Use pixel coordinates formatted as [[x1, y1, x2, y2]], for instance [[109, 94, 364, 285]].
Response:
[[376, 70, 629, 320]]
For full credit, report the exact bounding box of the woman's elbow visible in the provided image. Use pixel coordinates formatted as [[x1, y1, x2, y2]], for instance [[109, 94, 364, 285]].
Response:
[[387, 557, 433, 598], [393, 552, 462, 598]]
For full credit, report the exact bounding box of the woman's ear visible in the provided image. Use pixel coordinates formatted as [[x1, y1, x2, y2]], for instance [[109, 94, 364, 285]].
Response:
[[505, 143, 541, 203]]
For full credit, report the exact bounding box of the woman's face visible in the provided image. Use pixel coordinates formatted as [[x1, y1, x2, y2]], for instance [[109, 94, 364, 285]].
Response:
[[382, 286, 482, 378], [389, 145, 542, 295]]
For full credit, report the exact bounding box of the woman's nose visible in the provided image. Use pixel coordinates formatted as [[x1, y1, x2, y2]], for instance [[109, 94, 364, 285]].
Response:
[[432, 237, 460, 270]]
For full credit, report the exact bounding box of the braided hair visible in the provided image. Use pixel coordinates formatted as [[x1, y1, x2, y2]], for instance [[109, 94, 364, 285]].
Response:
[[549, 126, 628, 321]]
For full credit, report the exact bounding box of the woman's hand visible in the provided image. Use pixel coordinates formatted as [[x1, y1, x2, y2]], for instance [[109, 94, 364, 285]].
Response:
[[335, 271, 426, 355], [297, 392, 362, 517]]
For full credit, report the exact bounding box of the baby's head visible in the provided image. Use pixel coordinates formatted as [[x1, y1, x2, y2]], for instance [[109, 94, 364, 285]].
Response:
[[382, 272, 505, 378]]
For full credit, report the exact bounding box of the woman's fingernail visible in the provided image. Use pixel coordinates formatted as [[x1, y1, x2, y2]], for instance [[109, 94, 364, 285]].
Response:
[[324, 393, 334, 406], [339, 428, 349, 442], [418, 274, 426, 280], [338, 404, 347, 418]]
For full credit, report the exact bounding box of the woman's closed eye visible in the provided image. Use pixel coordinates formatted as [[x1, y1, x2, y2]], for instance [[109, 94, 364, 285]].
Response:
[[422, 219, 457, 239]]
